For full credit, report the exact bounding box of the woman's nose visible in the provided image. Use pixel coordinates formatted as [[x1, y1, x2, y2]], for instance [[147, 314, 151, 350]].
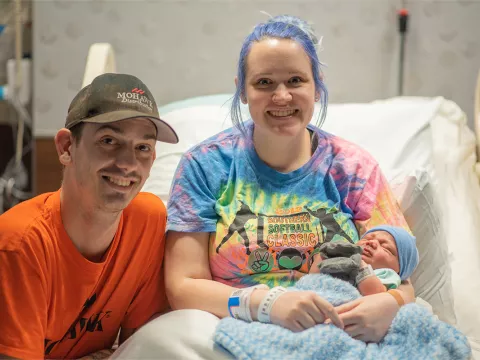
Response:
[[272, 84, 292, 104]]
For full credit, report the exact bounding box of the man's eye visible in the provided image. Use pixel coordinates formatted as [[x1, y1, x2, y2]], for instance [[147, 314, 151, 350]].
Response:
[[101, 138, 115, 144], [138, 144, 152, 152]]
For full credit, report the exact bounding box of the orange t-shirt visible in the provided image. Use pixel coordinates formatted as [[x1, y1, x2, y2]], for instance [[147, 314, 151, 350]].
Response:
[[0, 190, 168, 359]]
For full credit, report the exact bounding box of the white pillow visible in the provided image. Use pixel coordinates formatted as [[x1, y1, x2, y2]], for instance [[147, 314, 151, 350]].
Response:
[[390, 169, 456, 325], [142, 105, 233, 202]]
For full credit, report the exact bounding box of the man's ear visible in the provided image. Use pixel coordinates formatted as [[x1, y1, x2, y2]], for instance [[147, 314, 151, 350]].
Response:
[[55, 128, 74, 166], [234, 76, 247, 104]]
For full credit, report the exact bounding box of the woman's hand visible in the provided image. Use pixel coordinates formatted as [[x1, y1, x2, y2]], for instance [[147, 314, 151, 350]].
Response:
[[268, 291, 344, 332], [332, 292, 399, 342]]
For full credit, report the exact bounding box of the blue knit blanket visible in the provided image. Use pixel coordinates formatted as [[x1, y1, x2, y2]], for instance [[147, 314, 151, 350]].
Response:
[[214, 274, 471, 360]]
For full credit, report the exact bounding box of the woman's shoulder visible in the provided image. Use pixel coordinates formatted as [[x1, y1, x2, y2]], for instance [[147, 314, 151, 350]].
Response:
[[311, 125, 379, 169], [184, 125, 245, 161]]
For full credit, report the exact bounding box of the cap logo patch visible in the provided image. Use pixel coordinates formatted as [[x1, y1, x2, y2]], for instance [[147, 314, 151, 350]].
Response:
[[117, 90, 153, 111]]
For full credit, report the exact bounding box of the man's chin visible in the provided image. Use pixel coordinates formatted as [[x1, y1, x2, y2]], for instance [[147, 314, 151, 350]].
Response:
[[100, 192, 135, 212]]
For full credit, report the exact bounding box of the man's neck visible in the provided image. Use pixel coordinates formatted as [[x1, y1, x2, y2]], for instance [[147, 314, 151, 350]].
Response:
[[60, 188, 121, 262]]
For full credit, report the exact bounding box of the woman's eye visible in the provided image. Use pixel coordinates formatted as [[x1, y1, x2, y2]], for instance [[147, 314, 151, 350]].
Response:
[[290, 77, 302, 84], [257, 79, 271, 86]]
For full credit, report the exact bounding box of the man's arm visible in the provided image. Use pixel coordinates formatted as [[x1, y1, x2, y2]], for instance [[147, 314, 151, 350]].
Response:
[[77, 349, 115, 360], [118, 328, 136, 345], [0, 353, 17, 359], [76, 327, 137, 359], [0, 250, 47, 359]]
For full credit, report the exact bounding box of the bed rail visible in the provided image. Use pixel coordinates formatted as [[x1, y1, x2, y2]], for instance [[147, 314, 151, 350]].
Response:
[[81, 43, 116, 88]]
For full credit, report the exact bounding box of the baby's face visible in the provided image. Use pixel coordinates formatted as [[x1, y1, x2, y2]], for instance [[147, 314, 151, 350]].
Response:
[[357, 231, 400, 273]]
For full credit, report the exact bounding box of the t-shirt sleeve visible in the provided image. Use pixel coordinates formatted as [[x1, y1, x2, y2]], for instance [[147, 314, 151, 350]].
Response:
[[121, 233, 169, 330], [166, 151, 220, 233], [352, 164, 410, 237], [0, 247, 47, 359]]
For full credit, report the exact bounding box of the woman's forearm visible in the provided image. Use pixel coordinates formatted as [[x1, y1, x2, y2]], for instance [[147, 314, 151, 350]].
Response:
[[165, 231, 271, 319], [397, 279, 415, 304], [168, 278, 268, 319], [168, 278, 233, 318]]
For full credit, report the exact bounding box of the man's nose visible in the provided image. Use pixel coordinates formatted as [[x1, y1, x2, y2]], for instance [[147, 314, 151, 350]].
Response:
[[116, 147, 137, 172]]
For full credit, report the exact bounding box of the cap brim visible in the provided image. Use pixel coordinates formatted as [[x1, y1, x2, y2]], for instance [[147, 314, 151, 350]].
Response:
[[78, 110, 179, 144]]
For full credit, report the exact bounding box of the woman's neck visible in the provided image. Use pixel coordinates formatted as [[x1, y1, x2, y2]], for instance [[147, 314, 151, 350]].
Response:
[[252, 128, 312, 173]]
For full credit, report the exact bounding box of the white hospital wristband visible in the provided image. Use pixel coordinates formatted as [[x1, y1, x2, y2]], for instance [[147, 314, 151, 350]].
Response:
[[355, 264, 375, 285], [257, 286, 287, 324], [228, 285, 268, 322], [245, 284, 269, 322]]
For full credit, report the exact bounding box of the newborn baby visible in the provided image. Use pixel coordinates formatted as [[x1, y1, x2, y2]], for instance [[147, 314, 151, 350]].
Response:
[[309, 225, 419, 296]]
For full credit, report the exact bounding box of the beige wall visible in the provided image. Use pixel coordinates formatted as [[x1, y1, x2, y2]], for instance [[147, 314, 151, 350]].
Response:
[[33, 0, 480, 137]]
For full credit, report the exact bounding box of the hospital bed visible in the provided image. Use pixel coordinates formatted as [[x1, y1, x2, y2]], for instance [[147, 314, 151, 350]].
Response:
[[84, 43, 480, 359]]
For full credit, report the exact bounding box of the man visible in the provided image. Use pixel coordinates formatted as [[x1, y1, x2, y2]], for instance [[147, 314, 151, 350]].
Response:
[[0, 73, 178, 359]]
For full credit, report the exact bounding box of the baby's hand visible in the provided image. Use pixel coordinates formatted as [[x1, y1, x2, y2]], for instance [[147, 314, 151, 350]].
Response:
[[309, 253, 322, 274]]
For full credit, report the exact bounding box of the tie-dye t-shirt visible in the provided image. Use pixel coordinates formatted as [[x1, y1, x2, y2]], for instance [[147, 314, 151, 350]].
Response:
[[167, 121, 409, 288]]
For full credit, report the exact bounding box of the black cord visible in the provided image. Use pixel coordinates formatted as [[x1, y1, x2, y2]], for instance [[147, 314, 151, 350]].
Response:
[[397, 8, 409, 96]]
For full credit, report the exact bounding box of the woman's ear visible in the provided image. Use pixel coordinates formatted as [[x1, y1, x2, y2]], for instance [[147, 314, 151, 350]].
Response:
[[315, 91, 321, 102], [55, 128, 74, 166], [235, 77, 247, 104], [241, 93, 247, 104]]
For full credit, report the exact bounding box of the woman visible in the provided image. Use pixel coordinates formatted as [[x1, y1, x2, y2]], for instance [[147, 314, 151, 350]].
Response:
[[165, 14, 415, 342]]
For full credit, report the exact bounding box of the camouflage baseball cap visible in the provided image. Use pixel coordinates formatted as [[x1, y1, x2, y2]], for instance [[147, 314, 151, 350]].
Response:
[[65, 73, 179, 144]]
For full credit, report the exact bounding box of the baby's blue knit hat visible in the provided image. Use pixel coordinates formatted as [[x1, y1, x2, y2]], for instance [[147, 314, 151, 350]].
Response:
[[363, 225, 419, 280]]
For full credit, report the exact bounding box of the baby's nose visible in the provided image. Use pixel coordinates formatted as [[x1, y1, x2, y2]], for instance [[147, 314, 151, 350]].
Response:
[[367, 239, 379, 249]]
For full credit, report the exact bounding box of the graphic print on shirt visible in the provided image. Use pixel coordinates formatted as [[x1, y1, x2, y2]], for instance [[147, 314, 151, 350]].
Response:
[[214, 194, 356, 276], [44, 293, 111, 355], [216, 201, 264, 256]]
